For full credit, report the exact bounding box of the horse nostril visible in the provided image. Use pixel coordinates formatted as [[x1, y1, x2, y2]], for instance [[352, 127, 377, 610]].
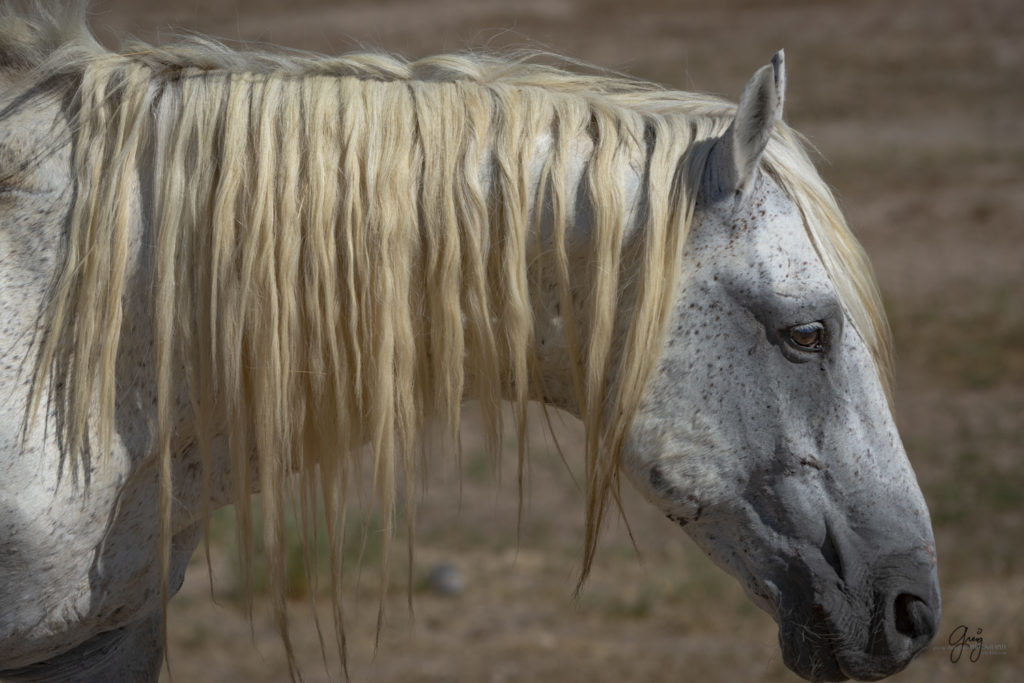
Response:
[[893, 593, 935, 640]]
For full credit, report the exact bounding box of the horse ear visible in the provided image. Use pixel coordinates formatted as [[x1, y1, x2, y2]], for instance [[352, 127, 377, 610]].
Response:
[[705, 50, 786, 201]]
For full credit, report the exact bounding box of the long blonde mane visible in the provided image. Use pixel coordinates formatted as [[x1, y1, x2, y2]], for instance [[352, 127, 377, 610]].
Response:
[[4, 3, 892, 673]]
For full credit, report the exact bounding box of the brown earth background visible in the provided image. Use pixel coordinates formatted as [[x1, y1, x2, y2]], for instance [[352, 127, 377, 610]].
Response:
[[83, 0, 1024, 681]]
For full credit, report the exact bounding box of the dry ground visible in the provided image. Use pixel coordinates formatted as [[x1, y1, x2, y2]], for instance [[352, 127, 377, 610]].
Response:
[[78, 0, 1024, 680]]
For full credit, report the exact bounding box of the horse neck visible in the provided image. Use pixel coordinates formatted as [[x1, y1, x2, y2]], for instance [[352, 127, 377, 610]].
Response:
[[138, 70, 662, 475], [516, 113, 651, 417]]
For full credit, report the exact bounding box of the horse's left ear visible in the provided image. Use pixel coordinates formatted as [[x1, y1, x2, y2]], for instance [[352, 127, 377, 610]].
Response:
[[705, 50, 786, 201]]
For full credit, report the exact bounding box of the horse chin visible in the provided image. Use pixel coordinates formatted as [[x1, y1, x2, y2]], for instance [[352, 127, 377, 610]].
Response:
[[778, 610, 855, 682], [779, 638, 847, 683]]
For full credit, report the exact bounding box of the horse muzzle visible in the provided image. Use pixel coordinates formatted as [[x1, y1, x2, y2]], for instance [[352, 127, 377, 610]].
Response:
[[778, 544, 941, 682]]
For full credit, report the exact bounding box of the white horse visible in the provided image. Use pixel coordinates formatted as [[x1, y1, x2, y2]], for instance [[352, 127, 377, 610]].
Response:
[[0, 5, 939, 682]]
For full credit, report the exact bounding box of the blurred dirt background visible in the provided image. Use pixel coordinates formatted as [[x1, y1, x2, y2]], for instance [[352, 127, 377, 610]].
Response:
[[83, 0, 1023, 680]]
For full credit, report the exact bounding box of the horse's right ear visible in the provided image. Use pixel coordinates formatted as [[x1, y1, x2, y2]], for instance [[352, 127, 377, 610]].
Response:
[[704, 50, 786, 203]]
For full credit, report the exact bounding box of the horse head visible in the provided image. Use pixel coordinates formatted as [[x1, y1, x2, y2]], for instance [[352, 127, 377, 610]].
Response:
[[622, 53, 940, 681]]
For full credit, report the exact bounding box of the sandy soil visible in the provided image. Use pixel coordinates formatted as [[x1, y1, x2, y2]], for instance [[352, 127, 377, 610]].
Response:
[[71, 0, 1024, 680]]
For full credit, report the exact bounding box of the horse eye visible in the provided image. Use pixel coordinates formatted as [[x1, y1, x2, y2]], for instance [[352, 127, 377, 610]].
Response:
[[788, 322, 825, 351]]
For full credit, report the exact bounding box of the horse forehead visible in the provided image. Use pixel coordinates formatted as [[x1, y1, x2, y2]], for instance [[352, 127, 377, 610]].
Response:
[[696, 177, 828, 296]]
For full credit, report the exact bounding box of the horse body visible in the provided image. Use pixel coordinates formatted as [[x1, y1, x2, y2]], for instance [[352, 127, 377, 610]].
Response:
[[0, 7, 938, 681]]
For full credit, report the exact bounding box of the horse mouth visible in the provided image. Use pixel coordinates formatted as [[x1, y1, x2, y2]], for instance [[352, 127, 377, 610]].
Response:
[[778, 604, 925, 683], [736, 561, 850, 681]]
